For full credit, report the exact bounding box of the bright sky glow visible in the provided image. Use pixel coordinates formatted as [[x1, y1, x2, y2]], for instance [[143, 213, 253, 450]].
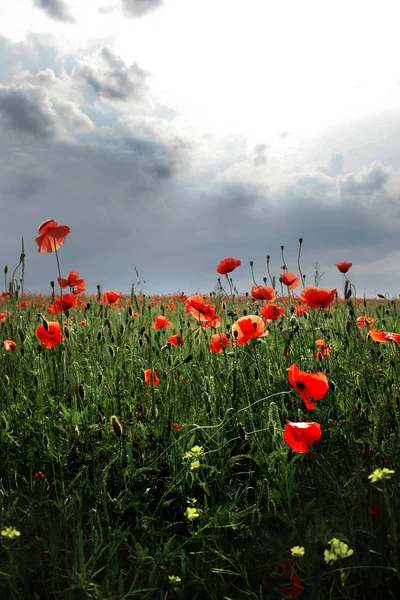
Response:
[[2, 0, 400, 143]]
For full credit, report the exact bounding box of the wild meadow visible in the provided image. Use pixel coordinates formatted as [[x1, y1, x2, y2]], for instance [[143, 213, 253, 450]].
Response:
[[0, 221, 399, 599]]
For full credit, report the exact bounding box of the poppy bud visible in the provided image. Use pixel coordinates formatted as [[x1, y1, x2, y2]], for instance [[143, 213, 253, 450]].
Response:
[[85, 303, 91, 311], [42, 318, 49, 331], [243, 309, 247, 316], [183, 354, 193, 364], [110, 415, 123, 437], [50, 281, 54, 289], [108, 345, 115, 357], [139, 338, 143, 347], [250, 261, 254, 267], [299, 238, 303, 244], [37, 344, 43, 353], [263, 277, 267, 284], [120, 323, 125, 334], [4, 265, 8, 274]]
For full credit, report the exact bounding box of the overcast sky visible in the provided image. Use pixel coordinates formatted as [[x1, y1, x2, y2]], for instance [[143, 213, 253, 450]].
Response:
[[1, 0, 400, 297]]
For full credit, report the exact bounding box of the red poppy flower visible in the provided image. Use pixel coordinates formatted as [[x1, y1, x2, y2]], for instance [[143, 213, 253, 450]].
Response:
[[357, 315, 374, 328], [299, 286, 336, 309], [370, 505, 387, 517], [0, 312, 5, 321], [58, 270, 86, 294], [288, 364, 329, 410], [48, 294, 78, 313], [313, 338, 331, 359], [185, 295, 217, 322], [216, 257, 241, 275], [103, 291, 120, 304], [294, 304, 308, 317], [251, 285, 276, 301], [260, 303, 285, 321], [173, 422, 179, 430], [152, 315, 172, 329], [280, 272, 301, 290], [34, 471, 45, 482], [209, 332, 231, 353], [336, 261, 352, 273], [168, 334, 184, 346], [369, 329, 400, 343], [283, 420, 322, 453], [35, 219, 70, 253], [59, 293, 79, 311], [36, 321, 64, 348], [144, 368, 160, 387], [201, 315, 221, 329], [271, 561, 304, 599], [232, 315, 268, 345], [3, 339, 17, 351]]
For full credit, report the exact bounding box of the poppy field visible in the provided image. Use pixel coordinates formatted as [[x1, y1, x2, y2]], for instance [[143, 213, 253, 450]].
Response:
[[0, 223, 400, 599]]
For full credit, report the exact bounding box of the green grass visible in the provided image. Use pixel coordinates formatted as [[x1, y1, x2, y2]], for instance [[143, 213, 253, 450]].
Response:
[[1, 278, 400, 599]]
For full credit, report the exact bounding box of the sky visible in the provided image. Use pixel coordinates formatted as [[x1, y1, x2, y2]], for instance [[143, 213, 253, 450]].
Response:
[[1, 0, 400, 297]]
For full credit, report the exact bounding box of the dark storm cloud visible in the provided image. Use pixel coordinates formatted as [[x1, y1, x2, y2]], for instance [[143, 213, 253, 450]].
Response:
[[32, 0, 75, 23], [0, 80, 93, 139], [121, 0, 163, 18], [339, 161, 391, 194], [78, 46, 150, 102]]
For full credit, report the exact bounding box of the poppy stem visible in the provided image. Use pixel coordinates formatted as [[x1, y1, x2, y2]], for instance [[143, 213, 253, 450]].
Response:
[[53, 245, 63, 304], [297, 238, 305, 288]]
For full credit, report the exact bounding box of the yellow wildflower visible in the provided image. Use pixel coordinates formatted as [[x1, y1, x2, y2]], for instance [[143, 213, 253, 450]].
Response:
[[291, 546, 305, 557], [190, 460, 200, 470], [1, 526, 21, 539], [324, 538, 354, 564], [368, 468, 395, 484], [185, 507, 200, 521], [183, 445, 204, 461], [168, 575, 182, 584]]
